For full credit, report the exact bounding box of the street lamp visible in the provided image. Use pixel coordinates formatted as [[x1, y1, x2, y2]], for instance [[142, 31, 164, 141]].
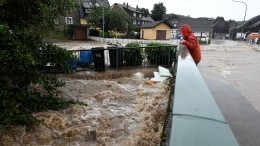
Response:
[[102, 6, 104, 43], [232, 0, 247, 40], [95, 3, 105, 43]]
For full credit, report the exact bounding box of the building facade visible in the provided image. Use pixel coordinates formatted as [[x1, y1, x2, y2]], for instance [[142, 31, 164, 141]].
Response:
[[140, 21, 173, 40], [111, 3, 154, 28]]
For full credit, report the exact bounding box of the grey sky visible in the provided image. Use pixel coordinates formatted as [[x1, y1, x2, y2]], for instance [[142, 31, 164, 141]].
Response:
[[109, 0, 259, 21]]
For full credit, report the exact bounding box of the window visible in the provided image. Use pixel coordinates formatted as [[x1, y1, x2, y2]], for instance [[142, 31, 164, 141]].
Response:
[[137, 20, 140, 24], [133, 20, 136, 25], [85, 8, 92, 13], [133, 12, 136, 17], [65, 17, 73, 24], [139, 14, 142, 18]]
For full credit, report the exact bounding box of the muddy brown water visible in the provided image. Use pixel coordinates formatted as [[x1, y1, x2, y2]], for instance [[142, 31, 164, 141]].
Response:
[[0, 69, 173, 146]]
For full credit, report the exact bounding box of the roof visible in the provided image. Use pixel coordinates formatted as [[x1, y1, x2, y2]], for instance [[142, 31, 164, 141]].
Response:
[[163, 13, 191, 20], [178, 18, 213, 32], [236, 15, 260, 29], [82, 0, 110, 8], [140, 20, 173, 29], [248, 20, 260, 28], [141, 16, 154, 22], [114, 3, 142, 13], [82, 1, 92, 8]]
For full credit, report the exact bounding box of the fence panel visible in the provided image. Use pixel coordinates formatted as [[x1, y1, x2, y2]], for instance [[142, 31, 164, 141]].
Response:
[[68, 45, 177, 71]]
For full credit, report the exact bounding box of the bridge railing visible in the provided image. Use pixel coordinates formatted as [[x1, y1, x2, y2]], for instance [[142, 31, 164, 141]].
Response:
[[167, 47, 239, 146]]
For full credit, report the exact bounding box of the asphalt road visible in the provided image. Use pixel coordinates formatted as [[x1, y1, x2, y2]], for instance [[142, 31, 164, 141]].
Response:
[[198, 40, 260, 146]]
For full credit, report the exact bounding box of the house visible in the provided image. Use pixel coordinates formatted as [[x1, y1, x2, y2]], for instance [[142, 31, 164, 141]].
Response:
[[227, 20, 239, 40], [60, 0, 110, 40], [212, 17, 230, 39], [231, 15, 260, 39], [62, 0, 110, 25], [140, 20, 173, 40], [111, 3, 154, 28], [163, 14, 191, 38], [163, 14, 213, 43], [178, 18, 214, 43], [81, 0, 110, 19], [163, 14, 191, 29]]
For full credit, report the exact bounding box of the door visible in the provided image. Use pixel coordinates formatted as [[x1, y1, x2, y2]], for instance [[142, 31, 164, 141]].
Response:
[[156, 30, 166, 40], [74, 27, 88, 40]]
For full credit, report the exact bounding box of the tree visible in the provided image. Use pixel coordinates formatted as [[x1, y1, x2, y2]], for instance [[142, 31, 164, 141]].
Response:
[[140, 8, 150, 17], [213, 16, 225, 24], [86, 8, 130, 34], [0, 0, 82, 127], [151, 3, 167, 21]]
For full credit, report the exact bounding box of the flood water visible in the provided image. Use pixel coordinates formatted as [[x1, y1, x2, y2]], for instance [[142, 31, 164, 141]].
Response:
[[0, 74, 172, 146]]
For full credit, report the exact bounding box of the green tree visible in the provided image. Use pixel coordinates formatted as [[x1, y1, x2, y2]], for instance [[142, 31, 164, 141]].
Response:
[[151, 3, 167, 21], [0, 0, 83, 127], [86, 7, 130, 34], [140, 8, 150, 17]]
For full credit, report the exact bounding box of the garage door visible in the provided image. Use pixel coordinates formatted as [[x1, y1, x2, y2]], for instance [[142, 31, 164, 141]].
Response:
[[156, 30, 166, 40], [74, 27, 88, 40]]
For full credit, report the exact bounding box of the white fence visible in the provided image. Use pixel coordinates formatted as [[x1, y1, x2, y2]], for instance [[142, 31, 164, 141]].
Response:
[[89, 36, 179, 46]]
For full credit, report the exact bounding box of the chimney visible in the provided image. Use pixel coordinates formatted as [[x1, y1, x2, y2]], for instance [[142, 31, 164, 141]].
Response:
[[126, 3, 128, 8], [136, 5, 138, 11], [123, 2, 125, 6]]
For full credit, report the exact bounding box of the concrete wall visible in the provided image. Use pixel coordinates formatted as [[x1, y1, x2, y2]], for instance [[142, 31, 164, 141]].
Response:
[[89, 36, 178, 46]]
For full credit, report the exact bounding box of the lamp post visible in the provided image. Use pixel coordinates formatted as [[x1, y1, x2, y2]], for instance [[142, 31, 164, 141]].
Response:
[[102, 6, 104, 43], [95, 3, 105, 43], [232, 0, 247, 40]]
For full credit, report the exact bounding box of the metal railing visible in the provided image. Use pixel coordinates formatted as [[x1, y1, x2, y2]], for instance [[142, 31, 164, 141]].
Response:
[[69, 45, 178, 71]]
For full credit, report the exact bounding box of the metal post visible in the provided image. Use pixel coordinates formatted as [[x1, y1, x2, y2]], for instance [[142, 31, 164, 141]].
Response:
[[102, 6, 105, 43], [232, 0, 247, 40]]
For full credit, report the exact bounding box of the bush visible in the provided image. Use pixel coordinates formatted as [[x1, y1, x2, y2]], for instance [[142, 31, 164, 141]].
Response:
[[0, 23, 83, 127], [99, 31, 110, 38], [124, 42, 144, 66], [89, 29, 99, 36], [145, 42, 176, 65], [64, 25, 74, 39]]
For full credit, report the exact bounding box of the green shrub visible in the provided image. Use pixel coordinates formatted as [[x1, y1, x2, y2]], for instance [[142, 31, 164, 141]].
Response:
[[64, 25, 74, 39], [99, 31, 109, 38], [89, 29, 99, 36], [124, 42, 144, 66], [0, 23, 84, 128], [145, 42, 176, 65]]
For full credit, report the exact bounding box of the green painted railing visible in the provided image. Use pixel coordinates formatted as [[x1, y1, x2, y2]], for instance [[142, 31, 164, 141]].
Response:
[[169, 47, 238, 146]]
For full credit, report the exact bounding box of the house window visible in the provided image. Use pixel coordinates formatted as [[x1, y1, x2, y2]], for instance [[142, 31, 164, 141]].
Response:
[[139, 14, 142, 18], [85, 8, 92, 13], [133, 12, 136, 17], [65, 17, 73, 24], [133, 20, 136, 25]]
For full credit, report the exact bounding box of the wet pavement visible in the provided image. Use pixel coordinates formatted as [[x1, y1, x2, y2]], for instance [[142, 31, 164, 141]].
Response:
[[198, 40, 260, 146]]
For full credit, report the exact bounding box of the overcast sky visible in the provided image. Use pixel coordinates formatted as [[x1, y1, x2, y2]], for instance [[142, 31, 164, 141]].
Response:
[[108, 0, 259, 21]]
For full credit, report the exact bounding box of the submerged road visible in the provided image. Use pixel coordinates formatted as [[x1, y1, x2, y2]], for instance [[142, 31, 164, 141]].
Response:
[[198, 40, 260, 146]]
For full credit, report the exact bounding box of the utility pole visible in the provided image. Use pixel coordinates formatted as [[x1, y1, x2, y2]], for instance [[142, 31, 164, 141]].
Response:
[[102, 6, 105, 43], [232, 0, 247, 40]]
